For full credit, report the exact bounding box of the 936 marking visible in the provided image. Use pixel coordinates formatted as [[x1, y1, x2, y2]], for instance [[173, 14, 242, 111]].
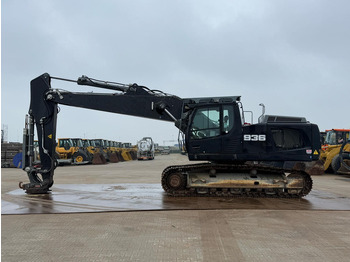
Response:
[[244, 134, 266, 141]]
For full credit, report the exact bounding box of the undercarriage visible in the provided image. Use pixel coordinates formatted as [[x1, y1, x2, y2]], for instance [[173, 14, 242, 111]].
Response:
[[161, 163, 313, 198]]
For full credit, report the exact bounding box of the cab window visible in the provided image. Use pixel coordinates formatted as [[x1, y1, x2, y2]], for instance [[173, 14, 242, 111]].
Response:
[[223, 105, 234, 133], [190, 105, 234, 139]]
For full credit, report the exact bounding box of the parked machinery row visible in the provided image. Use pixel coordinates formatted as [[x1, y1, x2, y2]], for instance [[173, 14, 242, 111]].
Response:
[[35, 138, 137, 166]]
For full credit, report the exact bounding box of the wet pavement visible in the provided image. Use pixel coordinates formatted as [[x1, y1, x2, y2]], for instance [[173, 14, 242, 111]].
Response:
[[3, 183, 350, 214], [2, 155, 350, 262]]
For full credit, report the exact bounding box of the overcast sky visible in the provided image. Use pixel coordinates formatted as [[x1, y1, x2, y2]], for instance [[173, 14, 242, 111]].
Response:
[[2, 0, 350, 145]]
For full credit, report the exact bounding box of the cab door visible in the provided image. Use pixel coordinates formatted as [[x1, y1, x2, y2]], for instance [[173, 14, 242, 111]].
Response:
[[186, 104, 239, 161], [186, 103, 242, 161], [187, 106, 221, 160]]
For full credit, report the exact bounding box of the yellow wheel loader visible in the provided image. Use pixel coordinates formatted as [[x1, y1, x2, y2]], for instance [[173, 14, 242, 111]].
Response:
[[105, 140, 120, 163], [122, 142, 137, 160], [91, 139, 110, 161], [82, 139, 107, 165], [337, 140, 350, 175], [56, 138, 91, 165], [320, 129, 350, 173]]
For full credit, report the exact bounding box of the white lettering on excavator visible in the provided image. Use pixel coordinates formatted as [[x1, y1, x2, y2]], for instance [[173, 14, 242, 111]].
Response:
[[244, 134, 266, 141]]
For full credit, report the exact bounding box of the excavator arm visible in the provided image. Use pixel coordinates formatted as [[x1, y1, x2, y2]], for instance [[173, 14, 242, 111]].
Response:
[[21, 73, 185, 193]]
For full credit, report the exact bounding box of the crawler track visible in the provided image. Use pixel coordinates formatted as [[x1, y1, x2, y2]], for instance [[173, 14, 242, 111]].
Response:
[[161, 163, 312, 198]]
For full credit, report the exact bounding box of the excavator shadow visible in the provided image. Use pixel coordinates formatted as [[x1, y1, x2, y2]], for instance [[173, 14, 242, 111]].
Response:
[[2, 183, 350, 215]]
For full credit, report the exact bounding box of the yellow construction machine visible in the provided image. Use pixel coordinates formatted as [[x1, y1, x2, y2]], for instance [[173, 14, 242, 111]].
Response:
[[108, 141, 123, 162], [123, 142, 137, 160], [337, 140, 350, 174], [91, 139, 110, 161], [82, 139, 107, 164], [319, 129, 350, 174], [115, 142, 132, 161], [104, 140, 120, 163], [112, 142, 126, 161], [56, 138, 91, 165], [81, 139, 96, 155]]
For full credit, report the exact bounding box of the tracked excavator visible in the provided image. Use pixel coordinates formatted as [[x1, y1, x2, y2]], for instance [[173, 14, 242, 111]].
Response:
[[21, 73, 321, 197]]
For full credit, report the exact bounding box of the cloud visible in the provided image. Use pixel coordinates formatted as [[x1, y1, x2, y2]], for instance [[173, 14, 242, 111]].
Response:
[[2, 0, 350, 144]]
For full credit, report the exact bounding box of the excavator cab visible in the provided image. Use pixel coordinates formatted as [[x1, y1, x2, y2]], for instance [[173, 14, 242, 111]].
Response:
[[186, 102, 241, 161], [184, 99, 320, 164]]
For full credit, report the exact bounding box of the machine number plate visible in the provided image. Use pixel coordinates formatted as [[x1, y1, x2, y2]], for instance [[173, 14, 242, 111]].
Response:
[[244, 134, 266, 141]]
